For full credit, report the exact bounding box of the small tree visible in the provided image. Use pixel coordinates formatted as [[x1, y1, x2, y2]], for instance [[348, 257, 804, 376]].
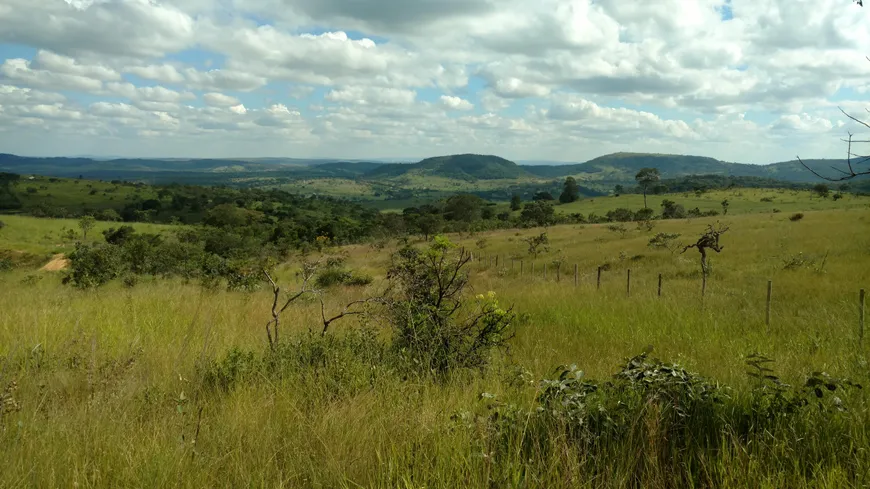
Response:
[[614, 184, 624, 196], [682, 222, 728, 296], [813, 183, 830, 199], [523, 232, 549, 259], [559, 177, 580, 203], [720, 199, 730, 215], [635, 167, 661, 209], [78, 215, 96, 241], [510, 194, 522, 211]]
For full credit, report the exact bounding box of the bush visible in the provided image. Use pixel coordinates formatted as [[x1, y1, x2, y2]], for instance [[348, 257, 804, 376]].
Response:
[[648, 232, 682, 253], [464, 349, 862, 488], [201, 328, 388, 399], [0, 220, 5, 230], [385, 236, 514, 377], [790, 212, 805, 222], [63, 243, 126, 288]]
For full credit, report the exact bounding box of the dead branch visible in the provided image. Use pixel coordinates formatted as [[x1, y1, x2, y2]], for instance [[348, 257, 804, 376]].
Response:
[[263, 262, 319, 350], [319, 296, 386, 336], [798, 107, 870, 181]]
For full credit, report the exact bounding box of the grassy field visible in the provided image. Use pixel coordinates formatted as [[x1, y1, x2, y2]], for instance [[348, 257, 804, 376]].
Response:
[[0, 214, 178, 256], [1, 206, 870, 487], [556, 187, 869, 216], [9, 175, 158, 212]]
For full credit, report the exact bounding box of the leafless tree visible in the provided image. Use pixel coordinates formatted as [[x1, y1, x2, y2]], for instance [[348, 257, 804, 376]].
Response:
[[262, 260, 381, 349], [682, 222, 729, 296]]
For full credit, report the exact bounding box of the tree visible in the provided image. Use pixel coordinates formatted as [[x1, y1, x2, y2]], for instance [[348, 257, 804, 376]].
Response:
[[520, 201, 555, 227], [78, 215, 96, 241], [559, 177, 580, 203], [510, 194, 522, 211], [720, 199, 730, 215], [523, 232, 549, 259], [661, 199, 686, 219], [533, 191, 554, 201], [444, 194, 483, 222], [682, 222, 729, 297], [635, 168, 661, 209], [613, 185, 624, 196], [813, 183, 830, 198], [414, 213, 443, 241]]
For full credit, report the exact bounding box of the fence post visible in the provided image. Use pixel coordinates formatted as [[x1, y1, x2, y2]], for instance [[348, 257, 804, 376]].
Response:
[[627, 269, 631, 297], [657, 273, 662, 297], [469, 251, 474, 263], [574, 264, 578, 287], [860, 288, 866, 345], [597, 266, 602, 290], [556, 264, 561, 282], [495, 255, 499, 268], [766, 280, 773, 333], [531, 262, 535, 278]]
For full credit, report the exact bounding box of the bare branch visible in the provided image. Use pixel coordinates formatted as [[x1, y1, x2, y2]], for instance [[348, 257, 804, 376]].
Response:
[[840, 107, 870, 131]]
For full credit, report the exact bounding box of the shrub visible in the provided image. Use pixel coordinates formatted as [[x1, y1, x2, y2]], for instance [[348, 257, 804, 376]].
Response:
[[385, 236, 514, 377], [790, 212, 805, 222], [0, 220, 5, 230], [63, 243, 126, 288], [464, 349, 862, 488], [647, 232, 682, 253]]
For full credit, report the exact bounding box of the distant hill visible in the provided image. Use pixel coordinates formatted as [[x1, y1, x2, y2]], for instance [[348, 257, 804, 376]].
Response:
[[522, 152, 868, 184], [364, 154, 531, 180], [1, 152, 866, 191]]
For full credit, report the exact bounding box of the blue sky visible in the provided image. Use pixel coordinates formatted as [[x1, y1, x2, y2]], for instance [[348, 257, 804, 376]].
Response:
[[0, 0, 868, 164]]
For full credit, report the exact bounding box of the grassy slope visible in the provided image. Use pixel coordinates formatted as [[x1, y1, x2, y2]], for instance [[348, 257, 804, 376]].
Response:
[[11, 175, 158, 212], [0, 214, 179, 256], [1, 206, 870, 486]]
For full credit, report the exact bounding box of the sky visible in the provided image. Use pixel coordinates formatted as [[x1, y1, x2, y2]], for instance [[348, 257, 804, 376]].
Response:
[[0, 0, 868, 164]]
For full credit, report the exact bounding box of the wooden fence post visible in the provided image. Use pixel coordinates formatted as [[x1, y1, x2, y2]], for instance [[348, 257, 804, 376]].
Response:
[[521, 260, 524, 277], [657, 274, 662, 297], [574, 264, 578, 287], [860, 288, 866, 345], [766, 280, 773, 333], [556, 264, 561, 282], [597, 266, 602, 290], [627, 269, 631, 297], [495, 255, 499, 268]]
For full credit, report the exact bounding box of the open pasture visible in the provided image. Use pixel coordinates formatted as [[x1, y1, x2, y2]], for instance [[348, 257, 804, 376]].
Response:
[[1, 207, 870, 487]]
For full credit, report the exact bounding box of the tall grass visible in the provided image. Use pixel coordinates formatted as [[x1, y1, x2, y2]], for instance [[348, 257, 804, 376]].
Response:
[[1, 208, 869, 487]]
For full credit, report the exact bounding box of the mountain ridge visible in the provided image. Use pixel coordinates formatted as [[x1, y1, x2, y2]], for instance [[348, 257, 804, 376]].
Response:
[[0, 152, 866, 186]]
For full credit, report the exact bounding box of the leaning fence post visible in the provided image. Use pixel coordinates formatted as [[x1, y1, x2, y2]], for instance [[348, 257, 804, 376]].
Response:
[[658, 273, 662, 297], [574, 264, 578, 287], [597, 266, 602, 290], [860, 288, 866, 345], [766, 280, 773, 333], [627, 269, 631, 297]]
